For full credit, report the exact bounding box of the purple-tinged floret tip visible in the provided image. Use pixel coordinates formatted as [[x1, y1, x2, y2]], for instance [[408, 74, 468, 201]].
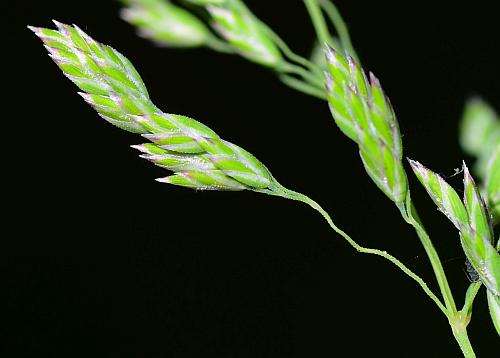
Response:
[[347, 54, 357, 67], [325, 43, 336, 55], [325, 46, 336, 63], [407, 158, 422, 169], [369, 72, 381, 87], [51, 19, 69, 31], [130, 144, 147, 152], [27, 25, 41, 36], [73, 24, 93, 43], [462, 161, 473, 181], [48, 54, 64, 65], [155, 177, 170, 183], [43, 44, 58, 53], [139, 154, 155, 161], [77, 92, 92, 102], [142, 133, 164, 141], [72, 24, 84, 34]]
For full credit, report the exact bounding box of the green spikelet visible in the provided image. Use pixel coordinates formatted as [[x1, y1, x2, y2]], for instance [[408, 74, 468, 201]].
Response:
[[206, 0, 283, 67], [409, 160, 469, 230], [462, 164, 499, 298], [325, 45, 407, 204], [119, 0, 210, 47], [410, 160, 500, 298], [29, 22, 273, 191]]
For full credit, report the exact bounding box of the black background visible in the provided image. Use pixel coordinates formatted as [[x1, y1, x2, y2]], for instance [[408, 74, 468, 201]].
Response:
[[4, 0, 500, 356]]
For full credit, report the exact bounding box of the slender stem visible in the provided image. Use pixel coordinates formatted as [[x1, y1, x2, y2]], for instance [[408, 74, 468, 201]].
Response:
[[451, 317, 477, 358], [280, 62, 324, 88], [279, 75, 328, 100], [317, 0, 359, 62], [399, 196, 458, 315], [303, 0, 332, 47], [268, 184, 448, 316], [400, 196, 478, 356], [259, 22, 323, 76], [263, 183, 481, 356]]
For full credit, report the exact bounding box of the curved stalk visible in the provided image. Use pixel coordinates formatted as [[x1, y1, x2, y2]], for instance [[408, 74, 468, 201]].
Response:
[[398, 196, 479, 356], [262, 183, 448, 316], [259, 22, 324, 77], [264, 183, 478, 356], [279, 75, 328, 100], [280, 62, 324, 88]]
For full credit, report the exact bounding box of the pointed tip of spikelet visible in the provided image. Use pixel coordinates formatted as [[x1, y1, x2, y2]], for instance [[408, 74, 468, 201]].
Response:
[[77, 91, 91, 101], [155, 177, 171, 184], [27, 25, 41, 35], [462, 161, 475, 183], [130, 144, 147, 152], [51, 19, 65, 29]]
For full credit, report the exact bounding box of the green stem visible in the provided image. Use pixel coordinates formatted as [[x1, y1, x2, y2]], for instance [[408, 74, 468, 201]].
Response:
[[267, 184, 478, 356], [259, 22, 323, 77], [280, 62, 324, 88], [279, 75, 328, 100], [399, 195, 458, 315], [303, 0, 332, 47], [450, 316, 476, 358], [266, 183, 448, 316], [317, 0, 359, 62], [400, 195, 479, 356]]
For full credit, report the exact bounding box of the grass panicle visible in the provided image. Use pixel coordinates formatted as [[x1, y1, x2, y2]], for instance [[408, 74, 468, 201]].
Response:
[[324, 45, 407, 204], [30, 2, 500, 353], [29, 21, 273, 191]]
